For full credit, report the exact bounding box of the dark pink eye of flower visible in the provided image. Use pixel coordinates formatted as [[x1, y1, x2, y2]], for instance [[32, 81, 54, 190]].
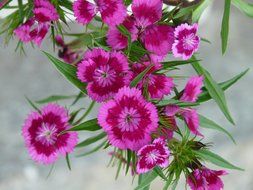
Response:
[[187, 167, 228, 190], [106, 16, 138, 50], [131, 62, 174, 99], [98, 86, 159, 151], [136, 138, 170, 174], [172, 23, 200, 60], [132, 0, 163, 28], [33, 0, 59, 23], [22, 103, 78, 165], [73, 0, 127, 26], [77, 48, 131, 102]]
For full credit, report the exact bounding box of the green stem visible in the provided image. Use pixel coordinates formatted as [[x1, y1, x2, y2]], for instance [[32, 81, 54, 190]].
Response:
[[73, 101, 95, 125]]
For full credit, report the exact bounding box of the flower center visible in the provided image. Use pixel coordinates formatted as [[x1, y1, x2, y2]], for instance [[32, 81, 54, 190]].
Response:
[[36, 123, 58, 145], [147, 150, 159, 163], [118, 107, 141, 132], [183, 33, 196, 50], [94, 65, 116, 87]]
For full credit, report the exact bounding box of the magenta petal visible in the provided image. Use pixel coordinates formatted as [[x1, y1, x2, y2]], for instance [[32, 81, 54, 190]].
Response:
[[31, 23, 50, 47], [97, 0, 127, 26], [106, 16, 138, 50], [180, 76, 204, 103], [141, 25, 175, 57], [132, 0, 163, 28], [14, 19, 35, 43], [33, 0, 59, 22], [73, 0, 97, 25], [181, 108, 203, 136]]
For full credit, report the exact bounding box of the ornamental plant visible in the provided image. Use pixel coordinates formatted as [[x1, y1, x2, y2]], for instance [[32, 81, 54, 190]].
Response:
[[0, 0, 252, 189]]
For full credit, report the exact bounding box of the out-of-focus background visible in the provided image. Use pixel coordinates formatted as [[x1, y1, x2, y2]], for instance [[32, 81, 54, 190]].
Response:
[[0, 2, 253, 190]]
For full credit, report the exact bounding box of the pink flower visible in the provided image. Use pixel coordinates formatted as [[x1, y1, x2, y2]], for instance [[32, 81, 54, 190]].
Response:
[[14, 19, 49, 47], [106, 16, 138, 50], [22, 103, 78, 165], [14, 19, 35, 43], [172, 23, 200, 60], [77, 48, 131, 102], [55, 35, 80, 64], [73, 0, 127, 26], [33, 0, 59, 23], [98, 86, 159, 151], [141, 25, 175, 62], [136, 138, 170, 174], [187, 167, 228, 190], [131, 62, 174, 99], [181, 108, 202, 136], [132, 0, 163, 28], [180, 76, 204, 102], [30, 23, 50, 47], [164, 105, 203, 136]]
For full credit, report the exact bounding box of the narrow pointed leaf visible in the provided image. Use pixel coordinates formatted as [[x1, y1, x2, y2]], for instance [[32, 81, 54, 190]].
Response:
[[69, 119, 101, 132], [198, 69, 249, 102], [35, 95, 78, 104], [191, 57, 235, 125], [77, 140, 107, 157], [25, 96, 40, 113], [76, 132, 106, 148], [232, 0, 253, 17], [44, 52, 87, 94], [130, 64, 154, 87], [195, 149, 244, 171], [199, 114, 236, 144], [65, 153, 71, 170], [161, 59, 200, 69], [135, 170, 158, 190], [221, 0, 231, 54], [192, 0, 213, 22]]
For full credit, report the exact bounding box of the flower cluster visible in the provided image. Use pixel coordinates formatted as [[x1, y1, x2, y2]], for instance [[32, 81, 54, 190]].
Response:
[[14, 0, 59, 46], [2, 0, 246, 189]]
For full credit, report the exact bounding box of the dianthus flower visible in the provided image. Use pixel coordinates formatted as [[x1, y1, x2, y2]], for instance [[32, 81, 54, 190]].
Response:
[[187, 167, 228, 190], [131, 61, 174, 99], [164, 76, 204, 136], [98, 86, 159, 151], [22, 103, 78, 165], [77, 48, 131, 102], [136, 138, 170, 174], [172, 23, 200, 60], [73, 0, 127, 26]]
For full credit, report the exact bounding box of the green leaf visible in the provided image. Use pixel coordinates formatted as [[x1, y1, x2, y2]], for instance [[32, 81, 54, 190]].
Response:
[[162, 173, 174, 190], [174, 4, 200, 19], [17, 0, 24, 22], [77, 140, 107, 157], [73, 101, 96, 125], [195, 149, 244, 171], [130, 64, 154, 87], [25, 96, 40, 113], [117, 24, 132, 54], [71, 92, 85, 106], [161, 59, 200, 69], [198, 69, 249, 102], [232, 0, 253, 17], [65, 153, 71, 170], [199, 114, 236, 144], [156, 99, 200, 107], [76, 132, 107, 148], [135, 171, 158, 190], [192, 0, 213, 22], [35, 95, 78, 104], [0, 0, 12, 10], [44, 52, 87, 94], [153, 167, 167, 181], [191, 57, 235, 125], [125, 149, 132, 175], [69, 119, 101, 132], [221, 0, 231, 54]]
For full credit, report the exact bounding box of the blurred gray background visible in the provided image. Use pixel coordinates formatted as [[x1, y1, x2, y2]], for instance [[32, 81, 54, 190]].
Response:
[[0, 2, 253, 190]]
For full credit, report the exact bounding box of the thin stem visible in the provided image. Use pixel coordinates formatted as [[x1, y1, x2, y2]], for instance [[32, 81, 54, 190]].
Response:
[[73, 101, 95, 125]]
